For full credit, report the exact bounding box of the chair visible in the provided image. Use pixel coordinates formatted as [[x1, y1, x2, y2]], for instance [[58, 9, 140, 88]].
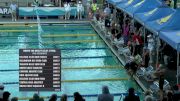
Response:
[[150, 80, 170, 92], [113, 38, 124, 49], [136, 67, 146, 77], [146, 65, 154, 73]]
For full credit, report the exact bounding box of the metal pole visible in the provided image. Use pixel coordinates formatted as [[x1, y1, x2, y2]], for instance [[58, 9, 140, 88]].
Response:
[[156, 37, 160, 68], [177, 51, 179, 84], [143, 25, 146, 47]]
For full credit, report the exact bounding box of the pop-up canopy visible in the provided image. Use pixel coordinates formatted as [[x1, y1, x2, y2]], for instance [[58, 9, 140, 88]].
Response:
[[107, 0, 126, 6], [145, 9, 180, 35], [134, 7, 175, 25], [116, 0, 141, 11], [125, 0, 162, 17]]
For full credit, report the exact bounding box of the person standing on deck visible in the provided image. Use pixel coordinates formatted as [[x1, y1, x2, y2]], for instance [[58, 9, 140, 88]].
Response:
[[10, 1, 17, 22], [77, 1, 84, 20], [91, 1, 97, 17], [64, 2, 71, 20], [123, 20, 130, 46]]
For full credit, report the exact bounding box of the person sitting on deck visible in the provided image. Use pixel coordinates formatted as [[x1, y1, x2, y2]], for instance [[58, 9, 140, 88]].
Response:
[[125, 57, 139, 75], [124, 87, 140, 101], [98, 85, 114, 101]]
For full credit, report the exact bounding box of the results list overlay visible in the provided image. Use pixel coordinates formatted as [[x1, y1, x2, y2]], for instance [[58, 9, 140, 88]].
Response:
[[19, 49, 61, 91]]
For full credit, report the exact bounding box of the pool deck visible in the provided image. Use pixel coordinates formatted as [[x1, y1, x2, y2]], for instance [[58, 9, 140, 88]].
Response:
[[90, 20, 179, 95], [0, 18, 178, 97], [0, 18, 90, 24]]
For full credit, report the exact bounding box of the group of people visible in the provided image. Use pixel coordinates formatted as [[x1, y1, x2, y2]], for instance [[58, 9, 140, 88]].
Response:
[[8, 0, 101, 21], [63, 1, 84, 20], [0, 83, 143, 101]]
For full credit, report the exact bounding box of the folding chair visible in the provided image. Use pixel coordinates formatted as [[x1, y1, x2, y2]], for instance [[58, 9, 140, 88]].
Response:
[[136, 67, 146, 77]]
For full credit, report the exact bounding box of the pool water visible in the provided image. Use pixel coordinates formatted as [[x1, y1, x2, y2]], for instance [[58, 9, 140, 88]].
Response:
[[0, 23, 142, 100]]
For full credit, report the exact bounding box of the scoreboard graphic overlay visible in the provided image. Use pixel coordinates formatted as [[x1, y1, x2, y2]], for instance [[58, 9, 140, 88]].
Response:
[[19, 49, 61, 91]]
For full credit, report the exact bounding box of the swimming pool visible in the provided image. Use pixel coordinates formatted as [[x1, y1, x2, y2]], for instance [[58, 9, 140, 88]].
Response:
[[0, 23, 142, 100]]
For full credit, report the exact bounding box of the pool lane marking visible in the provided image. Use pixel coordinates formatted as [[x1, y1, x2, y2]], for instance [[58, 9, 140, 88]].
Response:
[[61, 78, 129, 83], [2, 78, 129, 85], [62, 65, 123, 70], [0, 40, 103, 44], [0, 24, 37, 26], [0, 65, 124, 72], [0, 48, 107, 52], [0, 48, 108, 54], [0, 56, 113, 62], [0, 30, 38, 32], [41, 34, 97, 37], [0, 25, 90, 27], [61, 56, 112, 59], [43, 40, 102, 44]]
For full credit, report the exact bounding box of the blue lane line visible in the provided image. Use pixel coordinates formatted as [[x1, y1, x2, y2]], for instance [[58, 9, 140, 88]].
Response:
[[61, 56, 112, 59], [0, 69, 19, 72], [0, 48, 107, 51]]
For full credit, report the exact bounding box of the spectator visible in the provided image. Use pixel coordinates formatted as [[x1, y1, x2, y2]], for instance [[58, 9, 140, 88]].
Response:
[[60, 94, 67, 101], [98, 85, 114, 101], [49, 94, 57, 101], [11, 97, 18, 101], [144, 96, 154, 101], [0, 84, 4, 100], [144, 90, 154, 101], [172, 85, 180, 101], [2, 91, 11, 101], [77, 1, 84, 20], [166, 91, 173, 101], [111, 23, 119, 39], [125, 59, 139, 74], [29, 93, 44, 101], [142, 48, 150, 68], [132, 28, 143, 56], [91, 1, 97, 16], [124, 87, 140, 101], [159, 74, 165, 100], [74, 92, 85, 101], [64, 2, 71, 20], [123, 20, 130, 46], [10, 1, 17, 22], [103, 4, 111, 18]]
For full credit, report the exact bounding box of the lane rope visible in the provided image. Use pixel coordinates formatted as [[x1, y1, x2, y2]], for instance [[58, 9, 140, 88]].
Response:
[[0, 56, 113, 63], [41, 34, 97, 37], [0, 30, 38, 32], [0, 65, 124, 72], [0, 40, 103, 45], [2, 78, 129, 85]]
